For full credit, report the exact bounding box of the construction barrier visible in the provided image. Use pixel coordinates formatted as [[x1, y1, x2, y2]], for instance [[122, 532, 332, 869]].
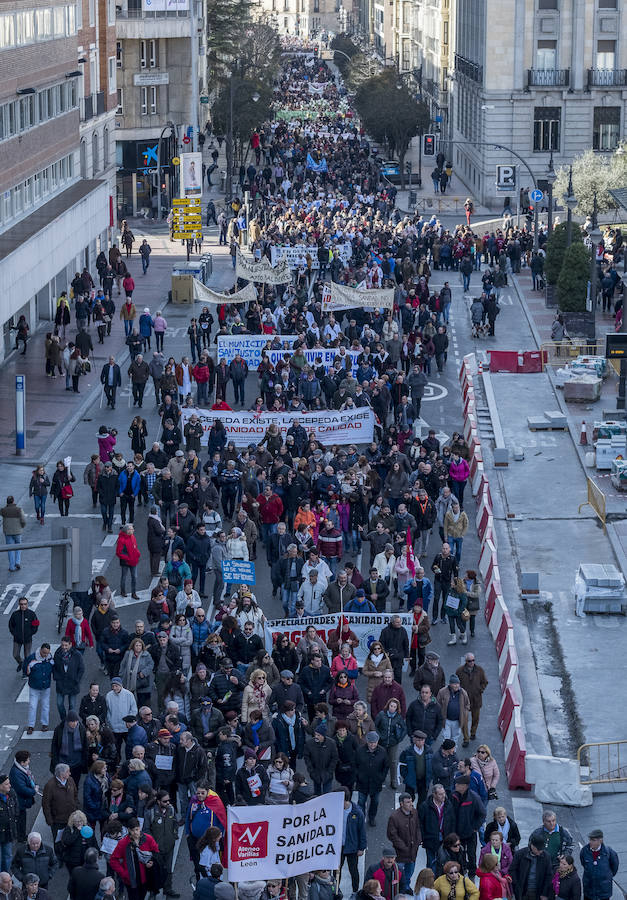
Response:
[[487, 350, 520, 373], [504, 712, 531, 790], [487, 591, 508, 640], [471, 460, 485, 496], [498, 682, 522, 738], [464, 413, 478, 444], [499, 640, 518, 694], [520, 350, 543, 373], [476, 488, 493, 533], [495, 612, 514, 659], [478, 539, 497, 581]]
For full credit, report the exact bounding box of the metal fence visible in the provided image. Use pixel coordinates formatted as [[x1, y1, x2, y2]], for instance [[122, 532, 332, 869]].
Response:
[[540, 340, 603, 370], [578, 740, 627, 783], [578, 477, 607, 531]]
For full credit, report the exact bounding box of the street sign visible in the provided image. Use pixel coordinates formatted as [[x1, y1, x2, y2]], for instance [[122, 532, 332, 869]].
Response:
[[172, 198, 200, 207], [496, 164, 516, 190], [200, 95, 209, 104], [173, 230, 202, 240], [530, 188, 543, 203], [606, 333, 627, 359], [172, 157, 180, 165], [182, 135, 191, 144]]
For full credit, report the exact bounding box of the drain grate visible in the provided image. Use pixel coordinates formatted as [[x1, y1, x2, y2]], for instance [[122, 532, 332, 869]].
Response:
[[33, 421, 56, 426]]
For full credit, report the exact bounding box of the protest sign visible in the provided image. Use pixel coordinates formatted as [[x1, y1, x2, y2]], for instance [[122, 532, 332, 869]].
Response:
[[266, 612, 413, 666], [269, 243, 351, 269], [227, 792, 343, 880], [181, 407, 374, 447], [216, 335, 360, 376], [222, 560, 256, 585]]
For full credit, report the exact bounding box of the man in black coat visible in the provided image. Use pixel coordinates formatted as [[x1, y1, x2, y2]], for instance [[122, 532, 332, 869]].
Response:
[[11, 832, 57, 888], [364, 567, 390, 613], [303, 729, 338, 796], [97, 461, 118, 533], [355, 732, 388, 827], [149, 633, 182, 708], [431, 739, 459, 794], [0, 774, 19, 865], [510, 835, 553, 900], [299, 655, 333, 720], [451, 776, 486, 873], [419, 783, 456, 872], [68, 846, 101, 900], [50, 712, 87, 787], [100, 356, 122, 409], [406, 685, 444, 744], [8, 596, 39, 672], [53, 638, 85, 722], [186, 523, 212, 598], [379, 615, 410, 684]]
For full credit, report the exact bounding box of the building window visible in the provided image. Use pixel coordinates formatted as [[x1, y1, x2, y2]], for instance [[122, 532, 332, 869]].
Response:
[[538, 0, 557, 7], [107, 0, 115, 24], [108, 56, 116, 93], [116, 41, 123, 68], [598, 0, 617, 7], [537, 40, 556, 69], [150, 86, 157, 114], [443, 21, 448, 45], [88, 0, 95, 25], [140, 39, 147, 68], [116, 88, 123, 115], [533, 106, 560, 151], [103, 127, 109, 167], [149, 39, 158, 67], [597, 40, 615, 70], [80, 139, 87, 177], [314, 0, 319, 10], [0, 14, 15, 48], [140, 86, 148, 115], [593, 107, 620, 150], [92, 132, 99, 173]]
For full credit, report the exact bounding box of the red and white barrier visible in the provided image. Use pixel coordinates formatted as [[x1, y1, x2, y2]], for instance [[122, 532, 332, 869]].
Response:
[[478, 539, 497, 581], [476, 488, 492, 535], [471, 460, 485, 496], [487, 591, 508, 640], [463, 390, 476, 420], [495, 611, 514, 659], [498, 681, 522, 738], [504, 708, 531, 790]]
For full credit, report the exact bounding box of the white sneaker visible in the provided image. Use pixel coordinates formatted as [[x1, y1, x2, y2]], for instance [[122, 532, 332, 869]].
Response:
[[447, 635, 457, 645], [461, 632, 468, 644]]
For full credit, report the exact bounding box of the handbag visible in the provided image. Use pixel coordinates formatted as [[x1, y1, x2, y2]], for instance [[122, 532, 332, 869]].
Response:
[[61, 483, 74, 499], [461, 608, 470, 621]]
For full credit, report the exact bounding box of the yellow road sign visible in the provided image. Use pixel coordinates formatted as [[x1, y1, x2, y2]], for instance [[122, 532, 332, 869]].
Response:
[[172, 157, 180, 165], [172, 198, 201, 207], [173, 230, 202, 240]]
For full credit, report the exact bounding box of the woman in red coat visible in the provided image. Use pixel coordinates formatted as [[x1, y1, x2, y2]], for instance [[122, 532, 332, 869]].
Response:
[[63, 605, 94, 651], [476, 853, 511, 900], [110, 818, 160, 900], [115, 524, 141, 599]]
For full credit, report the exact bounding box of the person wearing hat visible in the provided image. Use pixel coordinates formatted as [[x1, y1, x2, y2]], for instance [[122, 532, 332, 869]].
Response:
[[432, 739, 459, 794], [145, 728, 177, 794], [50, 711, 87, 789], [509, 834, 553, 900], [365, 847, 401, 900], [399, 730, 433, 805], [345, 587, 377, 614], [234, 749, 269, 805], [269, 670, 305, 719], [437, 675, 470, 746], [387, 793, 422, 891], [580, 830, 619, 900], [176, 501, 197, 546], [303, 727, 339, 796], [191, 696, 225, 749], [208, 658, 245, 716], [451, 775, 486, 873], [414, 650, 446, 696], [355, 731, 389, 827]]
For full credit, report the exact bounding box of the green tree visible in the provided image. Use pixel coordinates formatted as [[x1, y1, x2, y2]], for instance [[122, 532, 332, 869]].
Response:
[[206, 0, 254, 73], [354, 69, 430, 188], [557, 241, 591, 312], [544, 221, 583, 285], [553, 144, 627, 216], [345, 52, 381, 91], [211, 76, 273, 168], [330, 34, 359, 74]]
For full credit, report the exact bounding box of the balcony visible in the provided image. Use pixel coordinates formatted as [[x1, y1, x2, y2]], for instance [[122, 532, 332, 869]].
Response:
[[454, 53, 482, 84], [80, 91, 105, 122], [587, 68, 627, 88], [526, 68, 570, 89], [117, 5, 190, 38]]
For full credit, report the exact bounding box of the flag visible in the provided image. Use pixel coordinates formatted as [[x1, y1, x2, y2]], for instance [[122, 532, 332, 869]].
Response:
[[306, 153, 328, 173], [406, 527, 415, 578]]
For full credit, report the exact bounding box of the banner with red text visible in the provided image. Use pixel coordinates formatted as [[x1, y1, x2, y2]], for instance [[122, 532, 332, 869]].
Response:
[[227, 792, 343, 880], [181, 406, 374, 447]]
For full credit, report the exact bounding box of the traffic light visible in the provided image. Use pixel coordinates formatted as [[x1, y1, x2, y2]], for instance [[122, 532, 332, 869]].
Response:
[[423, 134, 435, 156], [313, 45, 319, 58]]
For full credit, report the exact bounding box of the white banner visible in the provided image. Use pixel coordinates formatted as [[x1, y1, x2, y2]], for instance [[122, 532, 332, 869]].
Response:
[[193, 279, 257, 305], [323, 281, 395, 312], [236, 249, 292, 285], [180, 407, 375, 446], [216, 336, 361, 376], [180, 152, 203, 199], [270, 243, 352, 270], [267, 613, 413, 666], [227, 792, 343, 880]]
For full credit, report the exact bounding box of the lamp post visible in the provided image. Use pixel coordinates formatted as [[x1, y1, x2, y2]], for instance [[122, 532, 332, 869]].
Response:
[[546, 148, 556, 235], [565, 165, 577, 247], [156, 120, 177, 220], [225, 73, 235, 200], [588, 192, 602, 345]]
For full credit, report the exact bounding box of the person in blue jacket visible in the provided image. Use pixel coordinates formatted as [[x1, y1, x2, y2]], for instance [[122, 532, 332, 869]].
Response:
[[23, 644, 55, 734], [455, 757, 488, 804], [118, 461, 141, 526], [339, 786, 367, 892], [138, 308, 153, 352], [9, 750, 37, 842], [580, 829, 619, 900], [83, 759, 110, 829]]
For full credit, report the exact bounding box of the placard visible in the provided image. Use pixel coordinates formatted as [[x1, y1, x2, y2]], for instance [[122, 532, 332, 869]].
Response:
[[222, 560, 256, 584]]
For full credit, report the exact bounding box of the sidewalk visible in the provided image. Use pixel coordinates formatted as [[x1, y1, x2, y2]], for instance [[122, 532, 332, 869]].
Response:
[[0, 227, 231, 464]]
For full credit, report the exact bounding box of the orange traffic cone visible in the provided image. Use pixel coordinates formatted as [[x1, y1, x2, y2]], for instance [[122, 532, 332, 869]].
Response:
[[478, 361, 483, 375], [580, 421, 588, 445]]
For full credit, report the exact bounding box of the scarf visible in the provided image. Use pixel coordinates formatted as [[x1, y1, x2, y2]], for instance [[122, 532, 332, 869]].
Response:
[[71, 616, 83, 647], [446, 878, 458, 900], [250, 718, 263, 747], [370, 652, 384, 666], [128, 652, 142, 693], [61, 722, 82, 760], [451, 510, 461, 523], [281, 713, 296, 749], [552, 866, 573, 897]]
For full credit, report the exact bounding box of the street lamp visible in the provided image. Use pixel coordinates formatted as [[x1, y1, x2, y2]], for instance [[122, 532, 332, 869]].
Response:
[[565, 165, 577, 247], [546, 148, 556, 235], [156, 120, 177, 220], [588, 192, 602, 343]]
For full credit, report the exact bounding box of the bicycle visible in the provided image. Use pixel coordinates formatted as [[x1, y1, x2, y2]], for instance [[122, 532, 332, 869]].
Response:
[[57, 589, 71, 634]]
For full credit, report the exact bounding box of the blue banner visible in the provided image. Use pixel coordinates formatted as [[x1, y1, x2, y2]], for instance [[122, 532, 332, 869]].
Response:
[[306, 153, 328, 173], [222, 560, 256, 584]]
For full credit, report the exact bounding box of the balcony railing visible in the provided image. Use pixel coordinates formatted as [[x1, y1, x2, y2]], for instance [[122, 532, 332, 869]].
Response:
[[81, 91, 106, 121], [454, 53, 482, 84], [587, 68, 627, 88], [116, 5, 189, 16], [527, 68, 570, 88]]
